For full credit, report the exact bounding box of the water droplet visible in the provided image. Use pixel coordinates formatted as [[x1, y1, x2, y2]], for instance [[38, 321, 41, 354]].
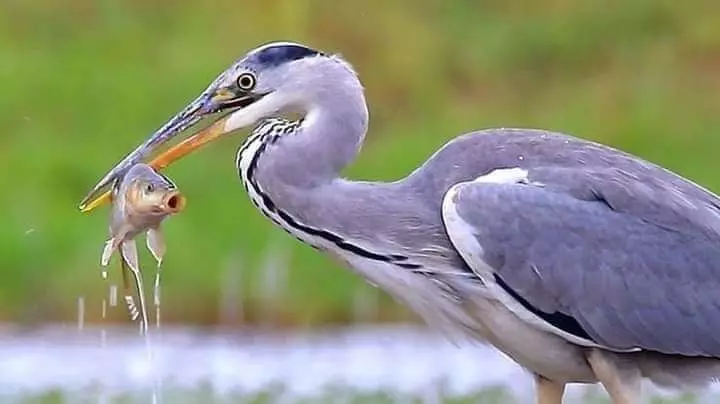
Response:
[[153, 268, 162, 330], [77, 297, 85, 331], [109, 285, 118, 307]]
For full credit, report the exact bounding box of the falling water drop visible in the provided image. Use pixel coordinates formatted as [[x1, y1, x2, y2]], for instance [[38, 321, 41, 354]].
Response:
[[109, 284, 118, 307], [100, 298, 107, 348], [77, 296, 85, 331], [153, 266, 161, 330], [99, 283, 109, 403]]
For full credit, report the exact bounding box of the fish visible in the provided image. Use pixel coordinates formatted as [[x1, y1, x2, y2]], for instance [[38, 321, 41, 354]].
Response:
[[100, 163, 186, 333]]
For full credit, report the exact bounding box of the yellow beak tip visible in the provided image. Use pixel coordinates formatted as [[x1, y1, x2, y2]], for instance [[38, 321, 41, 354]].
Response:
[[79, 114, 230, 215], [79, 191, 111, 213]]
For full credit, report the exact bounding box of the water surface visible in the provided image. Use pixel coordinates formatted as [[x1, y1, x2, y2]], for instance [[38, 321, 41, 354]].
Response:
[[0, 324, 715, 403]]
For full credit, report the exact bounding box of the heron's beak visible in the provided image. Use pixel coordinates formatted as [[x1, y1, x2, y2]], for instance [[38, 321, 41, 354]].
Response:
[[78, 83, 265, 213]]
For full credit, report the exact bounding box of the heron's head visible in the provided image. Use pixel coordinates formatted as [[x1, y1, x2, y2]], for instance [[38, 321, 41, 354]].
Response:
[[80, 41, 360, 211]]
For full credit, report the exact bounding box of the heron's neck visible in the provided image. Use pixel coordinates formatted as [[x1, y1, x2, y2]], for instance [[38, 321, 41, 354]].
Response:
[[246, 80, 374, 226], [243, 85, 454, 271], [246, 84, 415, 246], [261, 87, 369, 188]]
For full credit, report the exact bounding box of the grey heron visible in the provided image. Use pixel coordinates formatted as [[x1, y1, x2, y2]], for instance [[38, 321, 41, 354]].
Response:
[[80, 41, 720, 404]]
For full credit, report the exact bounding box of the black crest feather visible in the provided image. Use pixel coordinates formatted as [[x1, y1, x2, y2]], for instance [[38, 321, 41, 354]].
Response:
[[248, 43, 323, 68]]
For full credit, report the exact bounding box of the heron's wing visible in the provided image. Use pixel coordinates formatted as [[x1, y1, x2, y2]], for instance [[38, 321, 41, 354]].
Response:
[[442, 166, 720, 356]]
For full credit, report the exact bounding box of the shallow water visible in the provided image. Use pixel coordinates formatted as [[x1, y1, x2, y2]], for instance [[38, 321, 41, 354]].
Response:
[[0, 324, 716, 403]]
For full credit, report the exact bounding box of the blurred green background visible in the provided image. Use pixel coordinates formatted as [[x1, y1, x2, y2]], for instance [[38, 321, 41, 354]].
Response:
[[1, 0, 720, 329]]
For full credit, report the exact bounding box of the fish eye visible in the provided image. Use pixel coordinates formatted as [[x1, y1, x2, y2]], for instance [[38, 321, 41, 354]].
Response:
[[236, 73, 256, 91], [145, 184, 155, 193]]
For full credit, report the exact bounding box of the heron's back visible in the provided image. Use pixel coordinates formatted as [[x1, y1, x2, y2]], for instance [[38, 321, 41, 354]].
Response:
[[407, 128, 720, 234]]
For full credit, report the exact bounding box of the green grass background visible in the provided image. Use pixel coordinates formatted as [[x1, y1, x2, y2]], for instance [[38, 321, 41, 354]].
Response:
[[1, 0, 720, 328]]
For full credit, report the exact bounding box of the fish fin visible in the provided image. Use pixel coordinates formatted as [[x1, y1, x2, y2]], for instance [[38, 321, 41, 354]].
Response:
[[147, 228, 165, 328], [146, 227, 166, 266], [120, 241, 148, 334], [120, 253, 132, 296], [101, 238, 117, 266], [124, 294, 140, 322], [120, 256, 138, 321], [120, 240, 140, 274]]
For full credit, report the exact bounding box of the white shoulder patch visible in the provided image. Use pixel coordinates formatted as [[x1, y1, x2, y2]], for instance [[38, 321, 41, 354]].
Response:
[[442, 182, 492, 281], [471, 167, 529, 185], [441, 167, 530, 281]]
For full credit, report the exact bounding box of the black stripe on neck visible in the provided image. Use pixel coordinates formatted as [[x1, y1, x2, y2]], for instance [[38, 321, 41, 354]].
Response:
[[238, 126, 419, 269]]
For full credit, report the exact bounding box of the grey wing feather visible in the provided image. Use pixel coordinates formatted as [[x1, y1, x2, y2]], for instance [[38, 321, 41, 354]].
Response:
[[445, 166, 720, 357]]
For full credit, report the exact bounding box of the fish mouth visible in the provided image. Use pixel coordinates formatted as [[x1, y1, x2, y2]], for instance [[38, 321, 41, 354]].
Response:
[[78, 77, 267, 213], [162, 191, 186, 214]]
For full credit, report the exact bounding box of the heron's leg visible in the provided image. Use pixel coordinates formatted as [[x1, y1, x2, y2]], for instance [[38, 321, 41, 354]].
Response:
[[534, 374, 565, 404], [587, 349, 642, 404]]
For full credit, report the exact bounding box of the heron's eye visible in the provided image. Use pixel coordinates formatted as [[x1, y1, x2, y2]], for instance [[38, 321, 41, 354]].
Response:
[[236, 73, 256, 91]]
